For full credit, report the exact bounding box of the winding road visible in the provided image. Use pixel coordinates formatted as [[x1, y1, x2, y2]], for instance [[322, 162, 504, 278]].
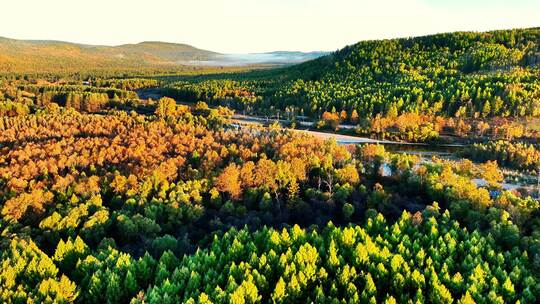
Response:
[[137, 88, 466, 149], [231, 116, 465, 149]]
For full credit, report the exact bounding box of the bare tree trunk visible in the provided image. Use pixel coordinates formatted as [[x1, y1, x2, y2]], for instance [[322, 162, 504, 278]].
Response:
[[274, 189, 282, 215], [323, 174, 334, 197]]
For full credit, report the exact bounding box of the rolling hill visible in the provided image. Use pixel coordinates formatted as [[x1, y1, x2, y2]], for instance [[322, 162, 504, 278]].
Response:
[[278, 27, 540, 117], [0, 37, 328, 72], [164, 27, 540, 119], [0, 37, 219, 72]]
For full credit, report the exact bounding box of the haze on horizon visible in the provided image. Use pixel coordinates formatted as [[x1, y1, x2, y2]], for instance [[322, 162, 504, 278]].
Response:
[[2, 0, 539, 54]]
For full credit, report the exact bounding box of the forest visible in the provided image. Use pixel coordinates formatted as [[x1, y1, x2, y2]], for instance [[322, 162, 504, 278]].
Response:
[[161, 28, 540, 141], [1, 27, 540, 303]]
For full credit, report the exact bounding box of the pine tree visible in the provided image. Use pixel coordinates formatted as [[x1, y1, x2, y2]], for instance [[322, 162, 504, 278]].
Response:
[[481, 101, 491, 117], [216, 164, 242, 200], [106, 272, 123, 304], [350, 109, 359, 124], [342, 203, 355, 221], [124, 270, 139, 297], [272, 277, 286, 303]]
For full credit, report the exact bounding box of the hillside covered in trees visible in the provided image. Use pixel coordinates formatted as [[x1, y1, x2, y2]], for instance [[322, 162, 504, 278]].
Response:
[[1, 78, 540, 302], [1, 27, 540, 303], [164, 27, 540, 120]]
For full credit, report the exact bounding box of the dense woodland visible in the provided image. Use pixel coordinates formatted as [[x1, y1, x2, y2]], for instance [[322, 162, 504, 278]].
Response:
[[461, 141, 540, 173], [1, 27, 540, 303], [162, 28, 540, 131], [1, 96, 540, 302]]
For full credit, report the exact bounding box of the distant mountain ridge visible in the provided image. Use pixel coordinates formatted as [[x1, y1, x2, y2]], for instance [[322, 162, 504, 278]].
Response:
[[0, 36, 327, 72], [0, 37, 219, 71]]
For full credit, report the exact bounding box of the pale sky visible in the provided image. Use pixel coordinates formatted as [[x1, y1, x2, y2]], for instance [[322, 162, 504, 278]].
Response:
[[2, 0, 539, 53]]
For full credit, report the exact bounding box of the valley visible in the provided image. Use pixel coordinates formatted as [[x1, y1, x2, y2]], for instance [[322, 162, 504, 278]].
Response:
[[1, 27, 540, 303]]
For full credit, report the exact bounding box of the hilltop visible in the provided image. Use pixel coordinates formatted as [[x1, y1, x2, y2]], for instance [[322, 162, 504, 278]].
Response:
[[165, 27, 540, 119], [0, 37, 328, 72], [0, 37, 219, 72]]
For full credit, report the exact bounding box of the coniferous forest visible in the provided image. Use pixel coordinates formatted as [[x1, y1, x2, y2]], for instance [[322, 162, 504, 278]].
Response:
[[1, 27, 540, 303]]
